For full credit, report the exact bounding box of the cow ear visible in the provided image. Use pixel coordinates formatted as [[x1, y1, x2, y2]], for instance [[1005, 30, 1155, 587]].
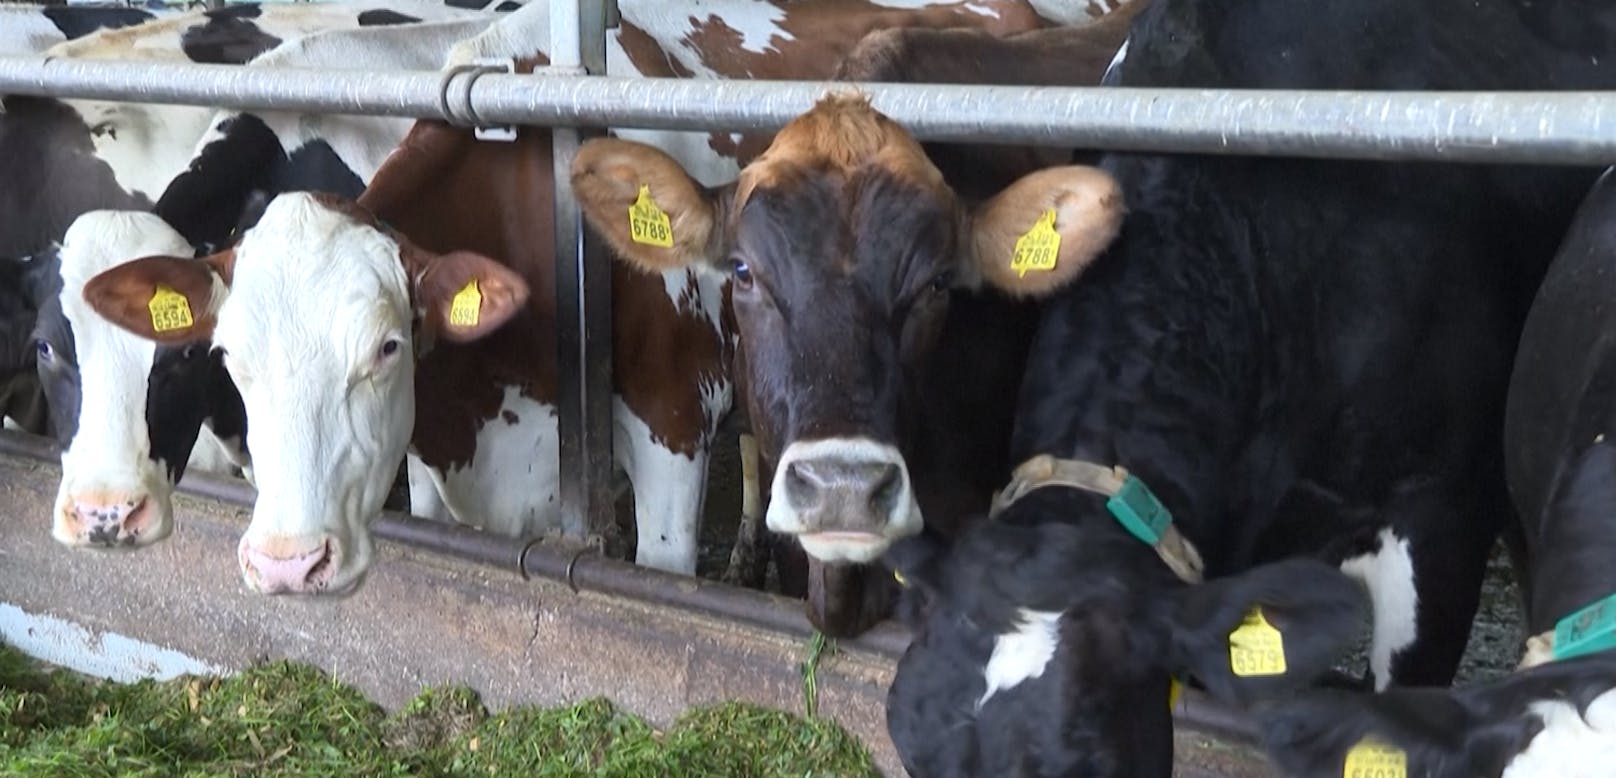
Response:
[[82, 252, 232, 345], [408, 247, 529, 343], [572, 137, 722, 274], [967, 165, 1125, 298], [1256, 687, 1465, 778], [1166, 558, 1366, 708]]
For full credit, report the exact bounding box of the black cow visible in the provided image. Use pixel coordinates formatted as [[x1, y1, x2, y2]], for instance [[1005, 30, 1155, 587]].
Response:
[[882, 0, 1616, 774], [1258, 165, 1616, 778]]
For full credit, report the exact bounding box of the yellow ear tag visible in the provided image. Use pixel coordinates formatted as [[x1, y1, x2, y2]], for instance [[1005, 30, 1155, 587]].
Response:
[[628, 184, 674, 248], [449, 279, 481, 328], [1167, 678, 1183, 711], [893, 570, 908, 587], [1343, 739, 1406, 778], [1009, 208, 1061, 278], [147, 284, 194, 333], [1228, 608, 1287, 677]]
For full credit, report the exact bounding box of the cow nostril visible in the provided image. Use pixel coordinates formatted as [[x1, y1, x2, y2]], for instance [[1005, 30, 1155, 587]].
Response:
[[867, 463, 902, 514], [785, 461, 821, 507]]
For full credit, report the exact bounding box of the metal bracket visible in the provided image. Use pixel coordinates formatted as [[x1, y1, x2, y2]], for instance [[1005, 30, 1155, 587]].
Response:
[[436, 57, 520, 142]]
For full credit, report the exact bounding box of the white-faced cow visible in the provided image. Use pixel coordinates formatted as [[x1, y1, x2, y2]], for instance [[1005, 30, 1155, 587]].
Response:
[[1258, 165, 1616, 778], [71, 0, 1068, 594], [879, 0, 1616, 774], [26, 6, 509, 549]]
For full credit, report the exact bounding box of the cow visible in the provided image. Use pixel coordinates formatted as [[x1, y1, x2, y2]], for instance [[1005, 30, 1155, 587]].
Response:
[[569, 6, 1139, 635], [0, 6, 165, 56], [1255, 164, 1616, 778], [29, 9, 509, 549], [0, 252, 60, 435], [1256, 653, 1616, 778], [874, 0, 1616, 772], [63, 0, 1076, 594]]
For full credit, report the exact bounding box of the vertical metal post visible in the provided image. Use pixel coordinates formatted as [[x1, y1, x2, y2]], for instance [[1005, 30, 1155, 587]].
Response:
[[552, 0, 614, 543]]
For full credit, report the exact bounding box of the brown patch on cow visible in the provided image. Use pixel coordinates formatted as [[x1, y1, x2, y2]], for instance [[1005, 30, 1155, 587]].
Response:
[[360, 85, 730, 469], [613, 1, 1052, 172], [617, 20, 696, 78], [734, 93, 946, 216], [501, 410, 519, 425]]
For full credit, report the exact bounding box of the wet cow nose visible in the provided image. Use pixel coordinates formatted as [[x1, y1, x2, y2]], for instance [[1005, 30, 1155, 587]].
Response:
[[72, 495, 151, 546], [241, 537, 338, 594], [784, 459, 904, 529]]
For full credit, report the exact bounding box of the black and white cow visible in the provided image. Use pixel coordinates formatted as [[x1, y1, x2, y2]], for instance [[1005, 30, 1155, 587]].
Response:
[[0, 5, 165, 56], [877, 0, 1616, 773], [1257, 165, 1616, 778], [29, 8, 508, 548]]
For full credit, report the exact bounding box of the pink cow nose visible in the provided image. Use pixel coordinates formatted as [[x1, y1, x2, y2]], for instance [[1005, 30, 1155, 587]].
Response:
[[241, 537, 338, 594], [71, 495, 152, 546]]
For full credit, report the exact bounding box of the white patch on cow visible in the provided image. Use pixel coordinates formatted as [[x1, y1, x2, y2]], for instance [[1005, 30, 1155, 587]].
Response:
[[1338, 528, 1419, 691], [235, 18, 500, 185], [406, 452, 453, 523], [52, 211, 195, 547], [980, 608, 1063, 707], [766, 436, 922, 563], [0, 8, 71, 55], [1503, 687, 1616, 778], [46, 2, 492, 201], [619, 0, 791, 63], [613, 396, 706, 574], [215, 193, 415, 594], [1102, 36, 1130, 86], [431, 388, 562, 537], [1026, 0, 1115, 26], [960, 3, 1001, 18], [445, 0, 551, 66]]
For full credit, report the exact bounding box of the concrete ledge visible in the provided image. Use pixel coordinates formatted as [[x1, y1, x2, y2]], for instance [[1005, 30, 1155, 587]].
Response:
[[0, 445, 1273, 777]]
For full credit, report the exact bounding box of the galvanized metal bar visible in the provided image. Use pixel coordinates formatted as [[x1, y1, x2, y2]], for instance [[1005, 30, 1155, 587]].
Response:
[[550, 0, 614, 542], [4, 55, 1616, 163]]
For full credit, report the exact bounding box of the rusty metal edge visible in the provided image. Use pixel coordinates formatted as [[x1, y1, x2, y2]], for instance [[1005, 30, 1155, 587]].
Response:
[[0, 428, 1258, 743]]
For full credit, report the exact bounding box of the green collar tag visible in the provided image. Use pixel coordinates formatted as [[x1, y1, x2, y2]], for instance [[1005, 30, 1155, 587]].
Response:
[[1552, 592, 1616, 661], [1106, 474, 1173, 547]]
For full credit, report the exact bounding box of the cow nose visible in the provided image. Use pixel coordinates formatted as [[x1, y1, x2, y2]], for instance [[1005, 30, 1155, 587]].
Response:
[[240, 537, 337, 594], [71, 495, 152, 546], [784, 459, 904, 530]]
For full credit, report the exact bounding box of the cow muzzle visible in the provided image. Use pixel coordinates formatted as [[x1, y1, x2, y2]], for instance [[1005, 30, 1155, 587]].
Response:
[[238, 534, 347, 595], [766, 437, 923, 563], [54, 490, 165, 547]]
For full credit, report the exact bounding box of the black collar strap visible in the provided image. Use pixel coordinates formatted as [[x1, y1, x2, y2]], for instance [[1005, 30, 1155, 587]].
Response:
[[990, 454, 1205, 584]]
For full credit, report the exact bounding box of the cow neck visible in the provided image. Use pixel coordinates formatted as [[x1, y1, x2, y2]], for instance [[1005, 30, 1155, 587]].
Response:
[[1518, 440, 1616, 668], [1007, 161, 1261, 570], [990, 453, 1205, 583]]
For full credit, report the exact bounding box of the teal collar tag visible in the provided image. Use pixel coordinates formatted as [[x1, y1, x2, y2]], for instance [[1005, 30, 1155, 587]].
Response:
[[1551, 592, 1616, 661], [1106, 474, 1173, 547]]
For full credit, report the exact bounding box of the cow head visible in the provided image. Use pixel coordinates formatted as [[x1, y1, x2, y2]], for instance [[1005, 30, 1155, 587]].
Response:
[[1255, 652, 1616, 778], [44, 210, 227, 548], [80, 192, 527, 594], [573, 93, 1124, 566], [884, 510, 1366, 777]]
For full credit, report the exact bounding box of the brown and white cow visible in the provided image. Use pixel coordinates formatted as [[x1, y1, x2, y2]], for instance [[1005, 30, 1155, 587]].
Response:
[[72, 0, 1068, 594]]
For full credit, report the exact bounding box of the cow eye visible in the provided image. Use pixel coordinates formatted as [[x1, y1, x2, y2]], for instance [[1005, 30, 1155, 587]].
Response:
[[379, 339, 401, 359], [929, 271, 953, 293], [728, 258, 753, 288], [33, 340, 51, 361]]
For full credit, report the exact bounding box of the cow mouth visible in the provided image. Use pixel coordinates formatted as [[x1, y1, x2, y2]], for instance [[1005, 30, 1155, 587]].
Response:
[[800, 530, 886, 543]]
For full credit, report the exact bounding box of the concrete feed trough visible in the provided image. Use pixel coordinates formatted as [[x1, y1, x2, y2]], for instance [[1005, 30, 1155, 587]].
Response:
[[0, 430, 1270, 776]]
